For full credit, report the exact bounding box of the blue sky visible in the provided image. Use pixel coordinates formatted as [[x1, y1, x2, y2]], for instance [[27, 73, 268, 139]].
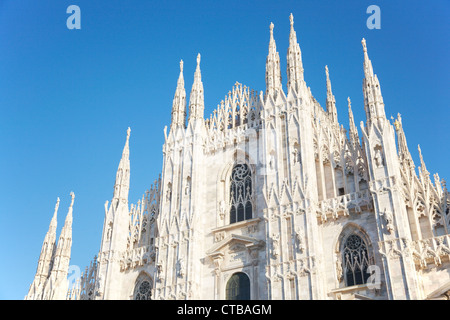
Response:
[[0, 0, 448, 299]]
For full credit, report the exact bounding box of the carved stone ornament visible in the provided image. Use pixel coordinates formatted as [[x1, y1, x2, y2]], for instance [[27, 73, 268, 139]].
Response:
[[271, 233, 280, 258], [374, 145, 384, 168], [382, 208, 395, 234], [295, 228, 305, 253]]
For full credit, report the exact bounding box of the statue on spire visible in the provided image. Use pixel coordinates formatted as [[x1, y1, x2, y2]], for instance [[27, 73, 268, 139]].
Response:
[[69, 191, 75, 208], [362, 38, 367, 52], [54, 197, 60, 213]]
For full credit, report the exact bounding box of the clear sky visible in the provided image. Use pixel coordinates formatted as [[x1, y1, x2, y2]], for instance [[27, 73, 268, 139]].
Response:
[[0, 0, 448, 299]]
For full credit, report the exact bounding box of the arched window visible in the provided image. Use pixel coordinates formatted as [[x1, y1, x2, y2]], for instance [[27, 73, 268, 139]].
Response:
[[133, 274, 152, 300], [226, 272, 250, 300], [229, 164, 253, 224], [342, 234, 370, 286]]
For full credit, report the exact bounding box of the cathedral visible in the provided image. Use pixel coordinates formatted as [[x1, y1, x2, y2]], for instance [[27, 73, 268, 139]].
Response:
[[26, 14, 450, 300]]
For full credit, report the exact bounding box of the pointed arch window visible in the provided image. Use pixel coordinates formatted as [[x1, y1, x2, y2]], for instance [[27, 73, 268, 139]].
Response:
[[229, 163, 253, 224], [342, 234, 370, 286], [133, 275, 152, 300], [226, 272, 250, 300]]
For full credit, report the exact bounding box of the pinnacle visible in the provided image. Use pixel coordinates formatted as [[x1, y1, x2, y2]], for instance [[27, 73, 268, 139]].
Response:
[[189, 53, 205, 121], [362, 38, 367, 52], [325, 65, 333, 94], [69, 191, 75, 208], [53, 197, 60, 218]]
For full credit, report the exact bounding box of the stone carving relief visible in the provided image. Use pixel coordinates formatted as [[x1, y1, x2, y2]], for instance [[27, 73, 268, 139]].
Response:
[[381, 208, 395, 234], [218, 200, 226, 220], [166, 183, 172, 202], [271, 233, 280, 258], [177, 258, 185, 278], [295, 228, 305, 253], [374, 144, 384, 168]]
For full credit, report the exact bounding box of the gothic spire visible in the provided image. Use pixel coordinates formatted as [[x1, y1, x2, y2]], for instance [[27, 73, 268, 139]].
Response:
[[362, 38, 374, 80], [64, 191, 75, 227], [47, 197, 59, 242], [113, 128, 131, 202], [40, 192, 75, 300], [286, 13, 304, 93], [394, 113, 414, 167], [418, 144, 430, 182], [188, 53, 204, 122], [33, 197, 60, 285], [171, 59, 187, 129], [325, 65, 338, 123], [361, 38, 386, 127], [50, 192, 75, 277], [265, 22, 282, 99], [347, 97, 359, 147]]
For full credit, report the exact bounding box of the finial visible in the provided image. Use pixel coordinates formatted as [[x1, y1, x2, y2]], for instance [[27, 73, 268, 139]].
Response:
[[269, 22, 274, 37], [418, 144, 429, 174], [289, 13, 294, 27], [362, 38, 367, 52], [180, 59, 183, 73], [127, 127, 131, 138], [347, 97, 351, 106], [325, 65, 329, 77], [196, 53, 201, 67], [52, 197, 60, 221], [418, 145, 426, 167], [69, 191, 75, 207]]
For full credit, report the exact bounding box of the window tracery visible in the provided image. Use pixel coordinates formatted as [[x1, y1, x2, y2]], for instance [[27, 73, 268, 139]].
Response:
[[229, 163, 253, 224], [342, 234, 370, 286], [133, 277, 152, 300]]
